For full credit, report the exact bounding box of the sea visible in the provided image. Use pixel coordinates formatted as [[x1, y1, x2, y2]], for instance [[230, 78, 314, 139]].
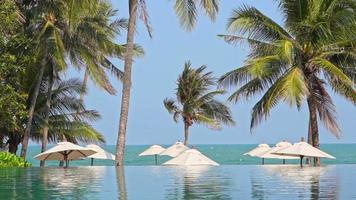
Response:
[[25, 144, 356, 166]]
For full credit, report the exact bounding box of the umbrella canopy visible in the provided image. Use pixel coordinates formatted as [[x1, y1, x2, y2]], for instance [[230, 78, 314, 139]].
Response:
[[273, 142, 335, 167], [159, 141, 189, 157], [139, 145, 165, 156], [244, 143, 271, 157], [260, 141, 299, 160], [86, 144, 115, 160], [34, 142, 96, 167], [273, 142, 335, 159], [162, 149, 219, 166]]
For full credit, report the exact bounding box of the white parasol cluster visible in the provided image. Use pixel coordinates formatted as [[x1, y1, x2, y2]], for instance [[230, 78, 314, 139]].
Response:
[[34, 142, 115, 167]]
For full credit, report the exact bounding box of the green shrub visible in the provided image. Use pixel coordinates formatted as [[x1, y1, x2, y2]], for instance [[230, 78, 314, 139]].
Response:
[[0, 152, 31, 167]]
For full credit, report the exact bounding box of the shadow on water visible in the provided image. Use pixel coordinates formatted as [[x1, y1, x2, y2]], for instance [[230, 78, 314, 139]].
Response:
[[164, 166, 232, 200], [116, 166, 127, 200], [252, 165, 338, 200]]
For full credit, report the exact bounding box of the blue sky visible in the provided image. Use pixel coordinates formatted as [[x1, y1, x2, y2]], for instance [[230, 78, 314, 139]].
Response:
[[70, 0, 356, 145]]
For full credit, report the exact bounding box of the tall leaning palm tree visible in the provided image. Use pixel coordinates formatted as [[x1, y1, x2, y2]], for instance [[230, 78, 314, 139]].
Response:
[[21, 10, 66, 158], [164, 62, 235, 145], [115, 0, 221, 166], [219, 1, 356, 165]]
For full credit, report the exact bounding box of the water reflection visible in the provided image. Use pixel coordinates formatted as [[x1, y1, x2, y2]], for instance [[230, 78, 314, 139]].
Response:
[[255, 165, 338, 200], [0, 165, 352, 199], [0, 167, 107, 199], [165, 166, 232, 200], [116, 167, 127, 200]]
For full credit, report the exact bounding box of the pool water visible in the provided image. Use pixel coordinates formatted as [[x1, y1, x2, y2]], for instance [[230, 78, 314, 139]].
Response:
[[1, 165, 355, 199]]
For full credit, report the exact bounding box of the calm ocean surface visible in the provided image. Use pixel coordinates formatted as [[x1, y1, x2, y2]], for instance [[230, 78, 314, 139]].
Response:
[[25, 144, 356, 166]]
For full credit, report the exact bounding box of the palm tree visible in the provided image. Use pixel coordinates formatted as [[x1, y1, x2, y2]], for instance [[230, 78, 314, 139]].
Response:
[[173, 0, 220, 31], [164, 62, 235, 145], [21, 10, 66, 158], [218, 1, 356, 165], [31, 78, 105, 145], [20, 0, 126, 159], [5, 78, 104, 155], [62, 1, 128, 100], [115, 0, 221, 166]]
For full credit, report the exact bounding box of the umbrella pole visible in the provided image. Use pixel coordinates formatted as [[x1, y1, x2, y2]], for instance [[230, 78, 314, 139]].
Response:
[[300, 156, 304, 168], [91, 158, 94, 166], [155, 154, 158, 165], [283, 159, 285, 164], [262, 158, 264, 165]]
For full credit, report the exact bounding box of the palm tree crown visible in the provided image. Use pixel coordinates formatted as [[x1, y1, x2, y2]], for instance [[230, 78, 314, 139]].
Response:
[[164, 61, 235, 145]]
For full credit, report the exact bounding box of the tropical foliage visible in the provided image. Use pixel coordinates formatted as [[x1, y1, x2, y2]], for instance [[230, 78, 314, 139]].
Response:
[[18, 0, 128, 159], [164, 62, 235, 145], [0, 0, 126, 160], [0, 152, 31, 167], [218, 0, 356, 164], [173, 0, 220, 31], [30, 78, 105, 144]]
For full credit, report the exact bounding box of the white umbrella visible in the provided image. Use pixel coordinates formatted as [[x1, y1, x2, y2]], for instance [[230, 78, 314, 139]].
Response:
[[139, 145, 166, 165], [273, 142, 336, 167], [244, 143, 271, 164], [34, 142, 96, 167], [159, 141, 189, 157], [86, 144, 115, 166], [260, 141, 299, 163], [162, 149, 219, 166]]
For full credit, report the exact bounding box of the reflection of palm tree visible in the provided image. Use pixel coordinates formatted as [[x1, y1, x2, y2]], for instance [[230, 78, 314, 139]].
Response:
[[116, 167, 127, 200], [250, 175, 265, 200]]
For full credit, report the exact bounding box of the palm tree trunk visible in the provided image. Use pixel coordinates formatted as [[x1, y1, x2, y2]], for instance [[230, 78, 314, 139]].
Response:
[[307, 97, 320, 166], [80, 68, 89, 102], [40, 77, 54, 167], [184, 122, 189, 145], [20, 61, 46, 159], [115, 0, 138, 166]]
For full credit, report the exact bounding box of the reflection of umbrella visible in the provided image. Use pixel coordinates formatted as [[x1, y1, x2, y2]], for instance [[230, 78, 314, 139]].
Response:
[[163, 149, 219, 166], [244, 144, 270, 164], [160, 141, 189, 157], [139, 145, 166, 165], [86, 144, 115, 166], [34, 142, 96, 167], [273, 142, 336, 167], [262, 165, 331, 185], [260, 141, 299, 164]]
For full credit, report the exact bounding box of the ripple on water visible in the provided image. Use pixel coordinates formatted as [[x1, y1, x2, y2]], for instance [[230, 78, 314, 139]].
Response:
[[0, 165, 356, 199]]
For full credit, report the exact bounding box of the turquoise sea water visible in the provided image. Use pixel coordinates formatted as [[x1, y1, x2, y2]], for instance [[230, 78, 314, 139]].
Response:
[[1, 165, 356, 199], [25, 144, 356, 166]]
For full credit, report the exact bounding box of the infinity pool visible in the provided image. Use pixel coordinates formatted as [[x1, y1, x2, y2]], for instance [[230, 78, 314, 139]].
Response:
[[0, 165, 355, 199]]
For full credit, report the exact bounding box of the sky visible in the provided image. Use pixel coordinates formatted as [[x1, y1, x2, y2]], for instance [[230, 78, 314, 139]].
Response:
[[68, 0, 356, 145]]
